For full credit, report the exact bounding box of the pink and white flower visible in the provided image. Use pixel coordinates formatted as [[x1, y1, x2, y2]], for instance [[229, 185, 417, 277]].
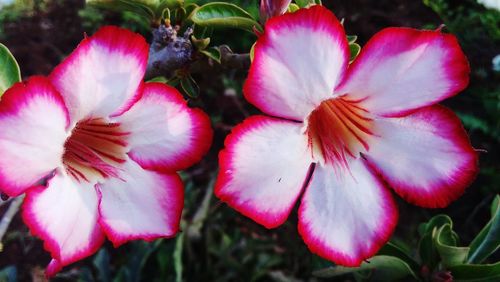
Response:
[[215, 6, 478, 266], [0, 26, 212, 276]]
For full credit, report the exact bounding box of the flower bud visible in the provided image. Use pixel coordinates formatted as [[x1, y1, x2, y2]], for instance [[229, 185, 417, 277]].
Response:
[[260, 0, 292, 23]]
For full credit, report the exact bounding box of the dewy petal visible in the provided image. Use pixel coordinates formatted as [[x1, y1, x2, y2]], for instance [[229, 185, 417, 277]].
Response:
[[244, 5, 350, 121], [21, 171, 104, 277], [97, 159, 183, 247], [364, 105, 478, 208], [50, 26, 149, 121], [117, 83, 213, 172], [336, 28, 469, 117], [215, 116, 312, 229], [298, 159, 398, 266], [0, 76, 70, 197]]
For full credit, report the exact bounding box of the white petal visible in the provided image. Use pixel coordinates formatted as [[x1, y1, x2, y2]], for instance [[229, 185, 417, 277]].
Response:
[[22, 171, 104, 275], [364, 105, 478, 208], [298, 159, 398, 266], [97, 159, 183, 247], [0, 77, 69, 196], [245, 6, 350, 121], [215, 116, 312, 228], [50, 26, 148, 121]]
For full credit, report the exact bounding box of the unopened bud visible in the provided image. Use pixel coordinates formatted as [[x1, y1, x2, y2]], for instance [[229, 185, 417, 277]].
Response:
[[259, 0, 292, 23]]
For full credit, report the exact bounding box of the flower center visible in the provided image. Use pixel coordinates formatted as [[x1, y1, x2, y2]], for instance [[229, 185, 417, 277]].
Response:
[[62, 118, 129, 183], [306, 97, 373, 167]]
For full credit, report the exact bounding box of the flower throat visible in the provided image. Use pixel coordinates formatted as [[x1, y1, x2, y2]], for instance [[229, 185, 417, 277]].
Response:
[[62, 118, 129, 183]]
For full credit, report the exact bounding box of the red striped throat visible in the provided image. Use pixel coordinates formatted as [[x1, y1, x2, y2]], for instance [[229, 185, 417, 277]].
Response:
[[62, 118, 129, 183], [306, 97, 374, 168]]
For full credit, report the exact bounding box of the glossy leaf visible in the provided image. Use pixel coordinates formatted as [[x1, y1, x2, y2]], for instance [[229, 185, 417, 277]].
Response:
[[312, 255, 418, 281], [0, 43, 21, 96], [435, 224, 469, 267], [450, 261, 500, 282], [468, 195, 500, 263], [192, 2, 262, 33]]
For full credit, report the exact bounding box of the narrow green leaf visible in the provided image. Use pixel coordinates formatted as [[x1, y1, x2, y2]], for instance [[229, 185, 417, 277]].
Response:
[[200, 47, 221, 63], [192, 2, 262, 33], [468, 195, 500, 263], [0, 43, 21, 96], [434, 224, 469, 267], [173, 233, 184, 282], [312, 255, 418, 281], [180, 75, 200, 97], [449, 261, 500, 282]]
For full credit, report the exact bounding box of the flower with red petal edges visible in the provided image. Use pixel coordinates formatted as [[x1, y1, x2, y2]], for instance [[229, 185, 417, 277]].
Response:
[[215, 6, 478, 266], [0, 26, 212, 277]]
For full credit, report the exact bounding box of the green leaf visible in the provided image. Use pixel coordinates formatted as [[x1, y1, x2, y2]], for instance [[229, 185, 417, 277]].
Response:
[[287, 3, 300, 13], [249, 42, 256, 62], [173, 233, 184, 282], [449, 261, 500, 282], [180, 75, 200, 98], [347, 35, 358, 44], [295, 0, 320, 8], [86, 0, 155, 23], [312, 255, 418, 281], [418, 214, 453, 237], [93, 249, 111, 282], [147, 76, 169, 83], [0, 43, 21, 96], [191, 35, 211, 50], [434, 224, 469, 267], [418, 214, 453, 270], [192, 2, 262, 33], [200, 47, 221, 63], [349, 43, 361, 62], [468, 195, 500, 263], [378, 242, 420, 272]]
